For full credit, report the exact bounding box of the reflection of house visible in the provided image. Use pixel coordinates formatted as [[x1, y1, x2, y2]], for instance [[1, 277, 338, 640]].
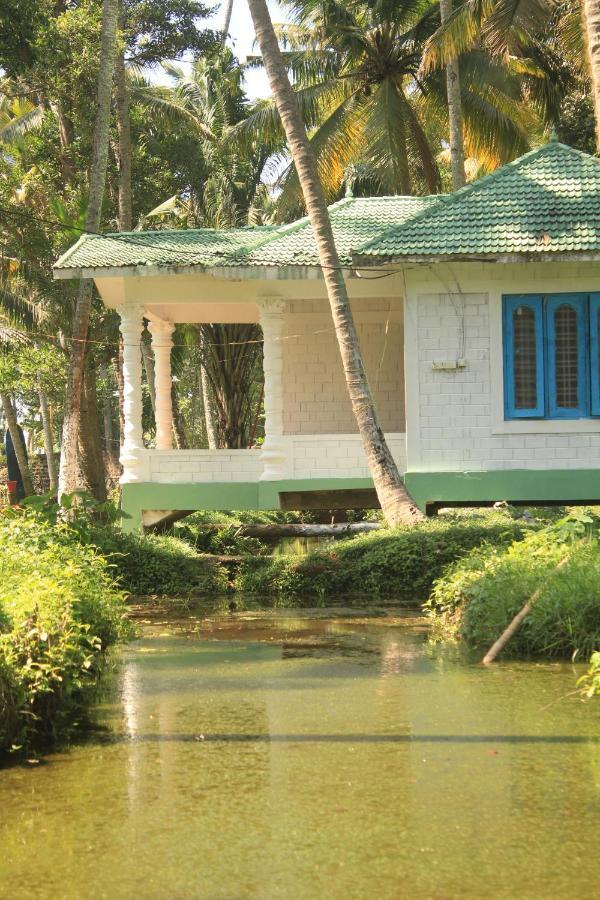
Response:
[[55, 138, 600, 529]]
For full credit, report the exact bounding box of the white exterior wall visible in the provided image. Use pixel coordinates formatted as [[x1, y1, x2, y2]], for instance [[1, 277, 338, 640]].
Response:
[[281, 296, 405, 435], [147, 449, 263, 483], [404, 261, 600, 473]]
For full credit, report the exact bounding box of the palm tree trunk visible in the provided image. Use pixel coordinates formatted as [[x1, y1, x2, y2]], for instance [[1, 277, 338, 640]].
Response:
[[114, 48, 133, 231], [200, 360, 217, 448], [38, 388, 58, 492], [171, 386, 187, 449], [246, 0, 422, 525], [583, 0, 600, 151], [0, 392, 34, 497], [98, 362, 115, 455], [58, 0, 118, 499], [78, 360, 108, 502], [222, 0, 234, 39], [440, 0, 466, 189], [141, 326, 156, 413]]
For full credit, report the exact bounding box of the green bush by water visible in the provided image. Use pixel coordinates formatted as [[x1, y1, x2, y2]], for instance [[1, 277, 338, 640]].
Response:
[[88, 527, 229, 597], [427, 516, 600, 658], [234, 511, 537, 603], [0, 511, 129, 754]]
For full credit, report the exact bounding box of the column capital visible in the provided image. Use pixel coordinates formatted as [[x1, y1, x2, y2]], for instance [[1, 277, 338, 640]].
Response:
[[256, 297, 286, 317], [117, 303, 144, 322], [147, 317, 175, 339]]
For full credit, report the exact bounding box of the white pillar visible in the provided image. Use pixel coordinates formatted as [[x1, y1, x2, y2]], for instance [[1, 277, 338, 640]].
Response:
[[257, 298, 288, 480], [148, 318, 174, 450], [118, 304, 146, 483]]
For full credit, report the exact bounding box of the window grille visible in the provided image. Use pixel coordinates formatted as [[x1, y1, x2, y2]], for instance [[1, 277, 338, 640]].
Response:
[[513, 306, 538, 409], [553, 304, 579, 408]]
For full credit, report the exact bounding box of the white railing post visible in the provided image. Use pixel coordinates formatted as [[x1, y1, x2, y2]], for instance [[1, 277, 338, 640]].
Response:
[[148, 318, 174, 450], [118, 304, 147, 483], [257, 298, 288, 480]]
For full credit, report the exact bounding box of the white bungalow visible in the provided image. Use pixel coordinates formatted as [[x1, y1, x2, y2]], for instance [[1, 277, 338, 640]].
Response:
[[54, 139, 600, 530]]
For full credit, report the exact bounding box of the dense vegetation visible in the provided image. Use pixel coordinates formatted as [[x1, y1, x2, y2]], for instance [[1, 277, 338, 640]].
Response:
[[234, 510, 539, 602], [427, 514, 600, 659], [0, 510, 128, 753]]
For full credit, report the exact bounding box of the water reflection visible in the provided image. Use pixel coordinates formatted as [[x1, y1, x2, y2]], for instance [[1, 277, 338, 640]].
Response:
[[1, 611, 600, 900]]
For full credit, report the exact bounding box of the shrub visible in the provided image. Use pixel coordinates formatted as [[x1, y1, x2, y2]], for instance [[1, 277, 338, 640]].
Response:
[[87, 527, 229, 597], [0, 510, 128, 753], [428, 518, 600, 658], [235, 511, 536, 602]]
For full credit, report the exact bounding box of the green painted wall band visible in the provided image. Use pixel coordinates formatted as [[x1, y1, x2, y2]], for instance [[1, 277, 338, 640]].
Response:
[[120, 470, 600, 530]]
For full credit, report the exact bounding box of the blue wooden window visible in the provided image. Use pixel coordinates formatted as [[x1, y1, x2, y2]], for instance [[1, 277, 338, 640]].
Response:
[[590, 294, 600, 416], [503, 293, 600, 420], [503, 295, 544, 418]]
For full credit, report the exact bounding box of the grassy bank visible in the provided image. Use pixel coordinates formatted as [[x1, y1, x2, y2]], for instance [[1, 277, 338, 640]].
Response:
[[233, 511, 538, 603], [0, 511, 129, 754], [427, 516, 600, 658]]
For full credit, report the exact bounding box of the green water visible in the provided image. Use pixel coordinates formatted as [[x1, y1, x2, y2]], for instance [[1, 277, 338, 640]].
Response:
[[2, 609, 600, 899]]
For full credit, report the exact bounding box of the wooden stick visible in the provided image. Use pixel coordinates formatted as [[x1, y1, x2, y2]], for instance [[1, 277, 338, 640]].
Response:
[[482, 556, 570, 665]]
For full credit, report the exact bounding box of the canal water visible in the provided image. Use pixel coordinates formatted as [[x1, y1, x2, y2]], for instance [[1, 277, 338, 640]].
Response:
[[1, 609, 600, 899]]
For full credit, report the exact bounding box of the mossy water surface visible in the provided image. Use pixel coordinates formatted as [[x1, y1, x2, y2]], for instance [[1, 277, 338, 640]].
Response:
[[1, 608, 599, 899]]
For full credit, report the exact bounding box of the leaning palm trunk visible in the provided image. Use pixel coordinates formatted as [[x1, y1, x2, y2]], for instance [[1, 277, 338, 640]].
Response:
[[440, 0, 466, 189], [583, 0, 600, 150], [38, 388, 58, 492], [58, 0, 119, 499], [1, 392, 34, 497], [246, 0, 422, 525]]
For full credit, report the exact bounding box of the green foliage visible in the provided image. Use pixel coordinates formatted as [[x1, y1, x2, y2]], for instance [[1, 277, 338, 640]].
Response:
[[89, 527, 228, 597], [235, 510, 536, 603], [22, 491, 228, 598], [427, 515, 600, 658], [0, 509, 128, 753], [578, 651, 600, 699]]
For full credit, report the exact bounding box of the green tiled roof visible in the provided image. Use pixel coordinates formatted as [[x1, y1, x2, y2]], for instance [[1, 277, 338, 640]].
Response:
[[54, 225, 278, 271], [54, 140, 600, 276], [356, 140, 600, 261], [246, 195, 437, 266], [53, 196, 438, 273]]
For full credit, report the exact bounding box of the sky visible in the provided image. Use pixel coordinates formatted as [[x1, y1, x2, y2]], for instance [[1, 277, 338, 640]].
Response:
[[206, 0, 289, 99]]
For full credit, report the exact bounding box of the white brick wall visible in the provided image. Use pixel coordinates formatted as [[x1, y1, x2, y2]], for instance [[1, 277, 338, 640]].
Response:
[[406, 261, 600, 472], [144, 435, 408, 484], [147, 449, 263, 483], [287, 434, 406, 479], [282, 296, 405, 435]]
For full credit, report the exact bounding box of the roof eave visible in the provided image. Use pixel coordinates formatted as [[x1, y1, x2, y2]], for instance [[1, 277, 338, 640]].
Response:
[[52, 262, 330, 281], [352, 250, 600, 266]]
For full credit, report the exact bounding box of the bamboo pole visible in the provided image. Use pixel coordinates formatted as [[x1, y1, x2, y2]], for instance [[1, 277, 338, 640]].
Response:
[[482, 556, 570, 665]]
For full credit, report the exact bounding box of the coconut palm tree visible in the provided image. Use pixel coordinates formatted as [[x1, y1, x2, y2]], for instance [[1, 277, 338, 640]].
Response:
[[59, 0, 119, 500], [439, 0, 466, 188], [239, 0, 543, 217], [421, 0, 571, 132], [582, 0, 600, 147], [246, 0, 422, 525]]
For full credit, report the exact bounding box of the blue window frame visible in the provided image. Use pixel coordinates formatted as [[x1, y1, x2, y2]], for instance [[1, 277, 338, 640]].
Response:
[[503, 292, 600, 420]]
